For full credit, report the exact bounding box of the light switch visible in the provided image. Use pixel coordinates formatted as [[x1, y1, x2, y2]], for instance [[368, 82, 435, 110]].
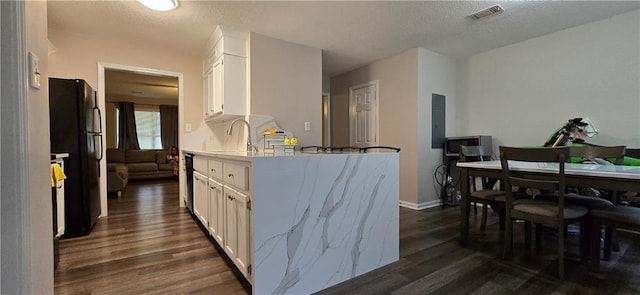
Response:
[[304, 122, 311, 131], [28, 52, 40, 89], [185, 123, 192, 132]]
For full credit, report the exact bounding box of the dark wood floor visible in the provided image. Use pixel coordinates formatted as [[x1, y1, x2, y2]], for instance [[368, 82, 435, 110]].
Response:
[[55, 181, 640, 294], [54, 180, 251, 295]]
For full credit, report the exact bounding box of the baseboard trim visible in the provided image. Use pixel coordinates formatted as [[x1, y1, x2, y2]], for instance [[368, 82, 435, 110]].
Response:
[[399, 200, 441, 210]]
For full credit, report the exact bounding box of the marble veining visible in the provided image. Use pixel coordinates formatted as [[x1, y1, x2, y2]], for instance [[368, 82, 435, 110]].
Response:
[[253, 153, 399, 294]]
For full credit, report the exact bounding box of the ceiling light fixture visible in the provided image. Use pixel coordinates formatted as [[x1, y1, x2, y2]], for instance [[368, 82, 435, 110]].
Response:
[[137, 0, 179, 12], [470, 5, 504, 20]]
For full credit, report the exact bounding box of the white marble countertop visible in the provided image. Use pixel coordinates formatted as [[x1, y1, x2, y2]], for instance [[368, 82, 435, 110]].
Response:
[[457, 160, 640, 180], [181, 149, 398, 161]]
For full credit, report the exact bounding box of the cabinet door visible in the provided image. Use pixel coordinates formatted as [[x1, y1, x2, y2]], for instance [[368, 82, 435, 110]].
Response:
[[193, 172, 208, 227], [224, 187, 250, 277], [212, 56, 224, 115], [204, 64, 214, 117], [207, 179, 225, 245]]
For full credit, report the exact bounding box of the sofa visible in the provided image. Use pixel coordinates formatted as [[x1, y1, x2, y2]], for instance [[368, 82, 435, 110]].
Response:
[[107, 148, 176, 195]]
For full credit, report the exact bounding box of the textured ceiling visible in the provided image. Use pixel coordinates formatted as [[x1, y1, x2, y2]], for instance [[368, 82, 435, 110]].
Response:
[[48, 1, 640, 77]]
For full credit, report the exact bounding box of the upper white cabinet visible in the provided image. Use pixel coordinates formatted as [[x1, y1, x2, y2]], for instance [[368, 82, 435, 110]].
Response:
[[203, 25, 248, 122]]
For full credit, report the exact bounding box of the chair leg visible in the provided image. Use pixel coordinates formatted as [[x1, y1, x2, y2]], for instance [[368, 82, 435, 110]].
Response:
[[535, 223, 544, 250], [558, 224, 565, 279], [604, 227, 613, 261], [591, 219, 602, 272], [612, 229, 620, 252], [580, 218, 591, 263], [474, 201, 478, 215], [503, 213, 513, 259], [480, 204, 488, 234], [524, 221, 532, 249]]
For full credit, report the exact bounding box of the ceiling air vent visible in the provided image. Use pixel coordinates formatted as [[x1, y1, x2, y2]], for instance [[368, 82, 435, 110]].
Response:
[[470, 5, 504, 20]]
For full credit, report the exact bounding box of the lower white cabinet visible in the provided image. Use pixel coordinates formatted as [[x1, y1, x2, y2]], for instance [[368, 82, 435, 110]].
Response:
[[191, 156, 252, 280], [193, 171, 209, 227], [207, 178, 225, 246], [224, 186, 251, 278]]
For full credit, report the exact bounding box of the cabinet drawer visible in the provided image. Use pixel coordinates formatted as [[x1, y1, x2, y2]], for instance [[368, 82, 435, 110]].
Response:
[[208, 159, 223, 180], [223, 162, 249, 191], [194, 156, 208, 173]]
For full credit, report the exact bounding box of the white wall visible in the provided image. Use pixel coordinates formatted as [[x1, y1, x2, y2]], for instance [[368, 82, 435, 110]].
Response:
[[250, 33, 323, 147], [456, 9, 640, 152], [331, 49, 419, 205], [417, 48, 457, 205]]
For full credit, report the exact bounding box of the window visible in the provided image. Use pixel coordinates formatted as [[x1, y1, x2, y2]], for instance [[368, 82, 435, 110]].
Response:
[[135, 105, 162, 149]]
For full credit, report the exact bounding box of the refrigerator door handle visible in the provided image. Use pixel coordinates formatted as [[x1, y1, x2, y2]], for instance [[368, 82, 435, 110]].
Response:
[[95, 134, 103, 178], [95, 134, 103, 161], [94, 106, 103, 134]]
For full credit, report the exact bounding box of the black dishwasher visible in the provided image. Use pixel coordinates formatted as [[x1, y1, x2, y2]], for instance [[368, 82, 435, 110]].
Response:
[[184, 153, 194, 214]]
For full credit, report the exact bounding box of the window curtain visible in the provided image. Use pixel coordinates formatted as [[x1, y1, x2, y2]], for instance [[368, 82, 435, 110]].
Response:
[[118, 102, 140, 150], [159, 105, 178, 150]]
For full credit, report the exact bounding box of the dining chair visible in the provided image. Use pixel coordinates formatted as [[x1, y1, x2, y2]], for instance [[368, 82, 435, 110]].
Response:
[[459, 145, 505, 233], [567, 145, 625, 206], [568, 145, 626, 260], [590, 205, 640, 271], [500, 146, 589, 279]]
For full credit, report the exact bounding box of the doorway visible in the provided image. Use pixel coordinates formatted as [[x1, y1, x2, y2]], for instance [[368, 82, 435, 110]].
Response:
[[349, 81, 379, 147], [322, 93, 331, 147], [97, 63, 184, 216]]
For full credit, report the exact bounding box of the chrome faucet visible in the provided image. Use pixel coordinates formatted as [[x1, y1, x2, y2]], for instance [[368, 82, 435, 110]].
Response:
[[226, 118, 258, 152]]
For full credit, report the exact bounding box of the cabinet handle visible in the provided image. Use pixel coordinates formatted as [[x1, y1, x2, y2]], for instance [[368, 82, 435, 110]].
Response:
[[228, 173, 234, 178]]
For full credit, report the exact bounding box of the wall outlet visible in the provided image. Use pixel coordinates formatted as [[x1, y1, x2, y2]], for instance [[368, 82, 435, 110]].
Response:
[[304, 122, 311, 131]]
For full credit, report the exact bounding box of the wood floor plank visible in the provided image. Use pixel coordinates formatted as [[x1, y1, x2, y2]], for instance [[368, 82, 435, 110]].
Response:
[[55, 181, 640, 294]]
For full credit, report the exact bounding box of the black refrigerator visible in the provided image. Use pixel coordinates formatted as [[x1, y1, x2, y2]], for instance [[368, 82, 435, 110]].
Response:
[[49, 78, 102, 239]]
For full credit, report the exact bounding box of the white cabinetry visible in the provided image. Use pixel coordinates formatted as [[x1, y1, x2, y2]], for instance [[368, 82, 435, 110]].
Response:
[[191, 154, 252, 280], [193, 171, 209, 227], [207, 178, 225, 245], [202, 25, 248, 122], [224, 186, 250, 278]]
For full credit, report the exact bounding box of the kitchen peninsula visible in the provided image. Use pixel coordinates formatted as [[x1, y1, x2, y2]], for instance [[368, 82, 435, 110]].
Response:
[[184, 149, 399, 294]]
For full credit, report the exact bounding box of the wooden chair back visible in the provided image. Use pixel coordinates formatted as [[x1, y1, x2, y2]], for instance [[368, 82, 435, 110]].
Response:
[[569, 145, 626, 164], [624, 148, 640, 158], [499, 146, 569, 216], [459, 145, 490, 162]]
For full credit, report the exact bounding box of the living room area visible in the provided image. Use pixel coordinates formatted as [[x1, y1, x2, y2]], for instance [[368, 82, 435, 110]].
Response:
[[105, 69, 179, 197]]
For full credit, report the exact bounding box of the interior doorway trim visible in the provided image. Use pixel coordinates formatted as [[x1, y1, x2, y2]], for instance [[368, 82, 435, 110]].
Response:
[[97, 63, 184, 216], [1, 0, 30, 291], [322, 92, 331, 147]]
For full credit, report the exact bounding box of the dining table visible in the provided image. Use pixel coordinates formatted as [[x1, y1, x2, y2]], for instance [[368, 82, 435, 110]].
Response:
[[456, 160, 640, 245]]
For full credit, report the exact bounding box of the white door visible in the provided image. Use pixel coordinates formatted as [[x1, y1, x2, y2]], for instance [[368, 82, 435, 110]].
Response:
[[208, 179, 225, 245], [349, 81, 379, 147]]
